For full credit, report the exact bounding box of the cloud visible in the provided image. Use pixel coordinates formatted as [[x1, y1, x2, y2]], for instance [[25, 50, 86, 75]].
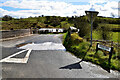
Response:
[[89, 0, 108, 5], [92, 1, 118, 17], [0, 0, 119, 18], [0, 0, 91, 18], [0, 8, 9, 16]]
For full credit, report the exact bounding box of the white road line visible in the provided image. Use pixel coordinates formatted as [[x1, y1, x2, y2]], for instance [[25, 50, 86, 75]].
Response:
[[0, 49, 28, 62], [2, 58, 25, 63], [23, 49, 32, 63], [0, 49, 32, 63]]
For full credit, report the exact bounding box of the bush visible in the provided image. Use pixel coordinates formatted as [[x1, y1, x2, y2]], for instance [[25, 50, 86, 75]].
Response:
[[63, 32, 89, 58], [71, 33, 83, 45], [74, 22, 90, 37], [2, 15, 13, 21], [100, 26, 113, 40], [93, 22, 98, 29]]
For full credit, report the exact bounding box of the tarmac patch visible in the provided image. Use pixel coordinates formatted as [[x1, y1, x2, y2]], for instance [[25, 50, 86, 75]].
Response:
[[18, 42, 66, 51]]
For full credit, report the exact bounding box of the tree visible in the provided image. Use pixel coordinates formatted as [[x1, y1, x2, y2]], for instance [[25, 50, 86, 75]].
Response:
[[100, 26, 112, 40], [41, 15, 44, 17], [74, 22, 90, 37], [61, 17, 66, 21], [51, 19, 60, 27], [46, 24, 49, 28], [73, 17, 90, 37], [93, 22, 98, 29], [49, 16, 61, 27], [2, 15, 13, 21]]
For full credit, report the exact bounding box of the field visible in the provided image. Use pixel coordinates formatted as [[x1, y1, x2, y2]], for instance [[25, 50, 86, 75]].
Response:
[[93, 31, 119, 42]]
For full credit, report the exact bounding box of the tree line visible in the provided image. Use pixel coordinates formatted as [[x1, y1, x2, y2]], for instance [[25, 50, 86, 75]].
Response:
[[1, 15, 120, 40]]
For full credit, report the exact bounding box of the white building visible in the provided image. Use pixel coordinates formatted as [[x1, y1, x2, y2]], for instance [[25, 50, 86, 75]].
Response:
[[39, 28, 64, 33], [69, 26, 79, 33]]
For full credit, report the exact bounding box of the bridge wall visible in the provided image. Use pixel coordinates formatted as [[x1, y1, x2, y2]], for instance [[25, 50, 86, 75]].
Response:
[[1, 29, 31, 39]]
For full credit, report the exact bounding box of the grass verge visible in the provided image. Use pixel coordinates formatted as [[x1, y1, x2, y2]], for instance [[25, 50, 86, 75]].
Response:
[[63, 32, 120, 72]]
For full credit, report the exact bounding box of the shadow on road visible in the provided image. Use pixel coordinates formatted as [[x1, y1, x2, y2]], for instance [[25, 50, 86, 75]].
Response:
[[59, 45, 91, 70], [79, 45, 111, 73], [59, 62, 82, 70]]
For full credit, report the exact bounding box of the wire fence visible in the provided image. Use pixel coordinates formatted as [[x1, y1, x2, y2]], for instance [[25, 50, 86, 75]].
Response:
[[87, 39, 120, 49]]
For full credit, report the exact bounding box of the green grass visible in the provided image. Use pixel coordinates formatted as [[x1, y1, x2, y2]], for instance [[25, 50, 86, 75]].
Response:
[[92, 30, 102, 40], [63, 32, 120, 71], [112, 32, 119, 42], [63, 32, 67, 41], [60, 21, 74, 29], [99, 23, 120, 29], [0, 21, 5, 22], [92, 30, 120, 42]]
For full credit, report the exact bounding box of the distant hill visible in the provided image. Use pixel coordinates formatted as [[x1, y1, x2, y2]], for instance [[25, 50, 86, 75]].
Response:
[[1, 15, 120, 30]]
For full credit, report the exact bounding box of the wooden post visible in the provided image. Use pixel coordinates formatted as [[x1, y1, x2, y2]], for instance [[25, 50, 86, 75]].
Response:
[[68, 27, 71, 37], [30, 27, 33, 34], [111, 41, 113, 47], [108, 46, 113, 73], [94, 43, 99, 58], [95, 43, 114, 73], [95, 43, 99, 54]]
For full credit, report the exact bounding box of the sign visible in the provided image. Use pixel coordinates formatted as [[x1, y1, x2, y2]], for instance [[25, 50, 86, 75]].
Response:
[[98, 44, 111, 52], [95, 43, 114, 73]]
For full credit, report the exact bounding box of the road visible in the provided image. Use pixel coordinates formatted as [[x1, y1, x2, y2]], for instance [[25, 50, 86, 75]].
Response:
[[0, 34, 119, 78]]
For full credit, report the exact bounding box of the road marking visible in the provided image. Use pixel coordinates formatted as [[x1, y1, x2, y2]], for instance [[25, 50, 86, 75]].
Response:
[[1, 58, 25, 63], [0, 49, 32, 63], [0, 49, 27, 62], [23, 49, 32, 63]]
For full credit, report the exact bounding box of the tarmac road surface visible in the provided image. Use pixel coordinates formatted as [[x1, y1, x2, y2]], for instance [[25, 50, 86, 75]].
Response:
[[0, 34, 119, 79]]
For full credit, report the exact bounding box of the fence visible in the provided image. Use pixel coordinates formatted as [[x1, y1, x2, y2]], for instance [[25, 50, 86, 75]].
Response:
[[1, 29, 31, 39], [89, 39, 120, 49]]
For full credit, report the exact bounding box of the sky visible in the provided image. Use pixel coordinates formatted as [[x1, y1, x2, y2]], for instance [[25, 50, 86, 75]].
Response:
[[0, 0, 119, 18]]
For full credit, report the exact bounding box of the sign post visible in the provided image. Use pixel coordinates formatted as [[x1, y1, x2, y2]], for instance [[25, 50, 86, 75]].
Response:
[[95, 43, 114, 73], [85, 6, 99, 47]]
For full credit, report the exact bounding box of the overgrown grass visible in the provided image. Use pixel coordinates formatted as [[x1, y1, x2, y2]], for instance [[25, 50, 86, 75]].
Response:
[[112, 32, 119, 42], [99, 23, 120, 29], [92, 30, 102, 40], [92, 30, 120, 42], [63, 32, 120, 71], [60, 21, 73, 30]]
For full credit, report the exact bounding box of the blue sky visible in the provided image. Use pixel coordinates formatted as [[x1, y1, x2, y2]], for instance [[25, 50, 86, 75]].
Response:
[[0, 0, 119, 18], [1, 6, 31, 11]]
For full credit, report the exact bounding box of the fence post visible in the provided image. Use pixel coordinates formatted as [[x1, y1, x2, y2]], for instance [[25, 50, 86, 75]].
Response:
[[68, 27, 71, 37], [95, 43, 99, 55], [111, 41, 113, 47], [108, 46, 113, 73], [30, 27, 33, 34]]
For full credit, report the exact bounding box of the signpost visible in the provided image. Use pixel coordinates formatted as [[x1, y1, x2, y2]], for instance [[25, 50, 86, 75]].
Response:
[[85, 6, 99, 47], [95, 43, 114, 73]]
